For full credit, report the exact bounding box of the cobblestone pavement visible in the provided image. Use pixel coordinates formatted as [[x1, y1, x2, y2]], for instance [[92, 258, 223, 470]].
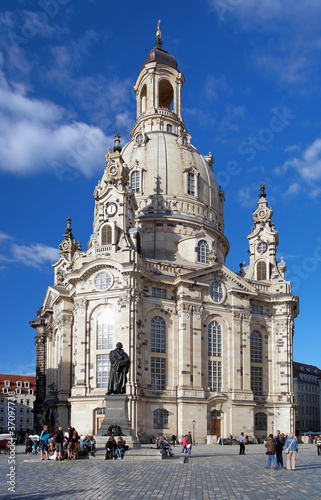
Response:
[[1, 443, 321, 500]]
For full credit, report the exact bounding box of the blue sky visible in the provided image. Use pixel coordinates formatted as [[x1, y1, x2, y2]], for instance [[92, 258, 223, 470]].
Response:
[[1, 0, 321, 375]]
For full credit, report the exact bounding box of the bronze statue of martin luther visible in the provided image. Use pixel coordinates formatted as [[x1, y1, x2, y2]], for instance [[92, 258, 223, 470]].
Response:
[[107, 342, 130, 395]]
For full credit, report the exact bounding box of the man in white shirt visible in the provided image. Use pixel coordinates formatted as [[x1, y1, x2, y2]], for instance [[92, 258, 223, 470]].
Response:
[[239, 432, 245, 454]]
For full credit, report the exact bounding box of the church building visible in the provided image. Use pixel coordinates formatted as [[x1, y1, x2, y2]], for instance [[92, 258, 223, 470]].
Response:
[[30, 27, 298, 442]]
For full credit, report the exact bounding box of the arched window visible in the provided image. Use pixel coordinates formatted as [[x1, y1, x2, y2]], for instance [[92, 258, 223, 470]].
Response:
[[187, 173, 195, 196], [151, 316, 166, 353], [158, 79, 173, 109], [141, 84, 147, 114], [97, 311, 113, 349], [257, 260, 267, 280], [101, 225, 112, 245], [131, 171, 140, 192], [153, 408, 169, 429], [255, 412, 267, 430], [197, 240, 209, 263], [208, 321, 222, 357], [250, 330, 262, 363]]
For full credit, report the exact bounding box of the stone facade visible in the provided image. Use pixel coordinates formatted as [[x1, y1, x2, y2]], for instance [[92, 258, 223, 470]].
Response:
[[31, 34, 298, 442]]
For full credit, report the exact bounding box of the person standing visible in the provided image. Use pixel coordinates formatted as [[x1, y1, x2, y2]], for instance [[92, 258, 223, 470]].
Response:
[[316, 435, 321, 455], [54, 426, 64, 461], [265, 434, 278, 469], [39, 425, 50, 461], [275, 430, 284, 468], [283, 433, 298, 471], [238, 432, 245, 454], [229, 434, 233, 445]]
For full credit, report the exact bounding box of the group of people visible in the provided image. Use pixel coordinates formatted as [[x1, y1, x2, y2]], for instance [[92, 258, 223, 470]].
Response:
[[104, 435, 127, 460], [264, 431, 298, 470], [26, 425, 96, 461], [155, 431, 193, 456]]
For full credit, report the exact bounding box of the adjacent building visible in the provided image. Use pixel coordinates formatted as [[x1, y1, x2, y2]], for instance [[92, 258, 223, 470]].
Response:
[[30, 30, 299, 442], [293, 362, 320, 434], [0, 374, 36, 435]]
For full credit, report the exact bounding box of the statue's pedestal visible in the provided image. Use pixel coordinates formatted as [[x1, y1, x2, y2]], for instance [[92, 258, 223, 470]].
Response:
[[97, 394, 140, 447]]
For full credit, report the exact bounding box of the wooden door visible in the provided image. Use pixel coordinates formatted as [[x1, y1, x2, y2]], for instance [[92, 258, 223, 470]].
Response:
[[210, 419, 221, 437], [96, 417, 104, 434]]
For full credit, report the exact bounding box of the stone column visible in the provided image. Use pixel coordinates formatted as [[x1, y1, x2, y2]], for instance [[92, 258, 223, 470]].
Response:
[[177, 301, 193, 389], [192, 305, 203, 389]]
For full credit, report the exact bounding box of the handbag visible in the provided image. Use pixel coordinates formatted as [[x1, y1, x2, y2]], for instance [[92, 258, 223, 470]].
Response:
[[266, 451, 273, 455], [284, 437, 295, 454]]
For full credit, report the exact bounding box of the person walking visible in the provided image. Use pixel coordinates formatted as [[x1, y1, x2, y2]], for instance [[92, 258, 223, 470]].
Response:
[[283, 433, 298, 471], [265, 434, 278, 469], [275, 430, 285, 468], [316, 435, 321, 456], [238, 432, 245, 454], [186, 431, 193, 455]]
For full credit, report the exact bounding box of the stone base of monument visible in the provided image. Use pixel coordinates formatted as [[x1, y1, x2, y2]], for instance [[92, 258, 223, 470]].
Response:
[[87, 446, 187, 461], [96, 393, 140, 448]]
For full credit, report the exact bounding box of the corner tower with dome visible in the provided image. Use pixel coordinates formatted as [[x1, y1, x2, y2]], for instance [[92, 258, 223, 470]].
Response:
[[30, 27, 298, 442]]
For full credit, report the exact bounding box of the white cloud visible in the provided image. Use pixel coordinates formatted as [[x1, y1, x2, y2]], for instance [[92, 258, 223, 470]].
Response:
[[203, 75, 232, 101], [285, 182, 301, 196], [10, 243, 59, 269], [284, 144, 301, 154], [282, 138, 321, 182], [0, 72, 112, 176]]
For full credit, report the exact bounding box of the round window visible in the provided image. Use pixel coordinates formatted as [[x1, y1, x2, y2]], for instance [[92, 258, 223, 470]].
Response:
[[136, 133, 144, 145], [209, 281, 224, 303], [258, 242, 267, 254], [94, 271, 113, 291]]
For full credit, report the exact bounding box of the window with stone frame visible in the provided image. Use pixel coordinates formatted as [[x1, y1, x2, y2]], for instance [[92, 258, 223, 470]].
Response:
[[187, 172, 195, 196], [197, 240, 209, 264], [250, 330, 263, 363], [153, 408, 169, 429], [130, 170, 140, 193], [255, 412, 267, 430], [256, 260, 267, 280], [151, 357, 166, 390], [101, 225, 112, 245], [97, 312, 113, 350], [251, 366, 263, 396], [96, 354, 110, 388], [208, 321, 222, 357], [151, 316, 166, 353], [208, 360, 222, 392], [152, 287, 166, 298]]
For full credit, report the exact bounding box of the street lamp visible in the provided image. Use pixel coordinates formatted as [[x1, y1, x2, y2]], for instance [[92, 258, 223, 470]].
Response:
[[192, 419, 196, 446]]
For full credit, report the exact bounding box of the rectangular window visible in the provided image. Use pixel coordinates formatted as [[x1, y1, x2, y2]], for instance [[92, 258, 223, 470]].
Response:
[[0, 408, 4, 414], [26, 418, 30, 424], [2, 388, 8, 394], [27, 399, 30, 406], [251, 305, 263, 315], [20, 399, 23, 405], [24, 382, 30, 388], [208, 360, 222, 392], [251, 366, 263, 396], [298, 394, 301, 402], [187, 173, 195, 196], [16, 389, 21, 395], [151, 357, 166, 390], [20, 408, 24, 414], [0, 398, 4, 404], [151, 287, 166, 298], [28, 389, 34, 395], [301, 394, 304, 402], [16, 381, 22, 388], [96, 354, 110, 388], [97, 323, 113, 350], [4, 380, 10, 387]]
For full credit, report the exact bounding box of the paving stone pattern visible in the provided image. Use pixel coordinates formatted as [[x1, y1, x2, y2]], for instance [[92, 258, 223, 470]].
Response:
[[1, 444, 321, 500]]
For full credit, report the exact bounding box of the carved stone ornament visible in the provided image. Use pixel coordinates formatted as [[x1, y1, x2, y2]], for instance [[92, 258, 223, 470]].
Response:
[[74, 298, 87, 316]]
